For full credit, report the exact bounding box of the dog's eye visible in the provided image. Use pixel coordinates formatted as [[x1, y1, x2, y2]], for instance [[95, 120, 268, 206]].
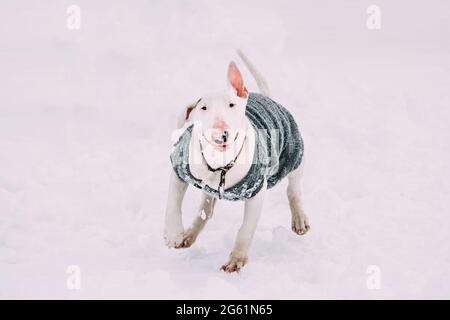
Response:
[[201, 106, 207, 110], [229, 103, 235, 108]]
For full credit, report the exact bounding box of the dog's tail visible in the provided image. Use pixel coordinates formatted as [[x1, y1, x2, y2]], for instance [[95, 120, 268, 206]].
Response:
[[237, 49, 271, 98]]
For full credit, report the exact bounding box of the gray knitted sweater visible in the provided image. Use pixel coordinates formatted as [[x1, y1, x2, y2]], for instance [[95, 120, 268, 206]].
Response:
[[170, 92, 303, 201]]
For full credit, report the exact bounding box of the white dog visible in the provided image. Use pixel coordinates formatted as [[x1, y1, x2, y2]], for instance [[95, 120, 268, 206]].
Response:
[[164, 51, 310, 273]]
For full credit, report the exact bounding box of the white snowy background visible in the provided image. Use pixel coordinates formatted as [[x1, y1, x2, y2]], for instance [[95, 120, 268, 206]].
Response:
[[1, 0, 449, 299]]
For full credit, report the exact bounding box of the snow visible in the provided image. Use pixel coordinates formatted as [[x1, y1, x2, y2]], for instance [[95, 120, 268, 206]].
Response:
[[1, 0, 450, 299]]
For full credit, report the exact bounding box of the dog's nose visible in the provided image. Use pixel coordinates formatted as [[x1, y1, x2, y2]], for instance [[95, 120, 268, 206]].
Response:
[[212, 119, 229, 144]]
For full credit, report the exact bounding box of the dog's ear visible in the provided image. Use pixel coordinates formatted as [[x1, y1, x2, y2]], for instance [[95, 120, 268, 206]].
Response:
[[185, 104, 195, 120], [228, 61, 248, 98], [177, 99, 201, 128]]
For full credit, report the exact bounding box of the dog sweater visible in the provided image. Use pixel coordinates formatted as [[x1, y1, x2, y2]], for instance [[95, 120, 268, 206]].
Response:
[[170, 92, 304, 201]]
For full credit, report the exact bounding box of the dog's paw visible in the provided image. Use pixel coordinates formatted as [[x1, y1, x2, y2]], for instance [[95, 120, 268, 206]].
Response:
[[221, 254, 248, 273], [164, 228, 184, 248], [174, 229, 197, 249], [292, 213, 310, 236]]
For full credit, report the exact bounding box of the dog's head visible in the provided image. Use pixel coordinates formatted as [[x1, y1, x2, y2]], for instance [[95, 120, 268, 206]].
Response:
[[184, 62, 249, 152]]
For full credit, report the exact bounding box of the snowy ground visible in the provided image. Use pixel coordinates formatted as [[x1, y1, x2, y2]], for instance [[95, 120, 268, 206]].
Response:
[[1, 0, 450, 299]]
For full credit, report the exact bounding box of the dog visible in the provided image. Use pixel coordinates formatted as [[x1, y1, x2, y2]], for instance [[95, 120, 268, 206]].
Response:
[[164, 50, 310, 273]]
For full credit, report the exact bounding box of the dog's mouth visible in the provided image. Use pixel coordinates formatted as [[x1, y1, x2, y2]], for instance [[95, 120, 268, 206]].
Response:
[[214, 130, 229, 145], [203, 132, 239, 152]]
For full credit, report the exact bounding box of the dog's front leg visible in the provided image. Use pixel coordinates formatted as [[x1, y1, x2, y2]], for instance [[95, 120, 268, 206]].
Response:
[[176, 193, 216, 249], [221, 181, 267, 273], [164, 172, 188, 248]]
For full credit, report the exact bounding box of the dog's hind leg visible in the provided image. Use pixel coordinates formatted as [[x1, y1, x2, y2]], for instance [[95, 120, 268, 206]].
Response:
[[176, 193, 217, 248], [287, 164, 310, 235]]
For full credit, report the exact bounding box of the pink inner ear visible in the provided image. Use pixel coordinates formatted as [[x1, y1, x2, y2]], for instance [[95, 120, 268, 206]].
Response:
[[228, 62, 248, 98]]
